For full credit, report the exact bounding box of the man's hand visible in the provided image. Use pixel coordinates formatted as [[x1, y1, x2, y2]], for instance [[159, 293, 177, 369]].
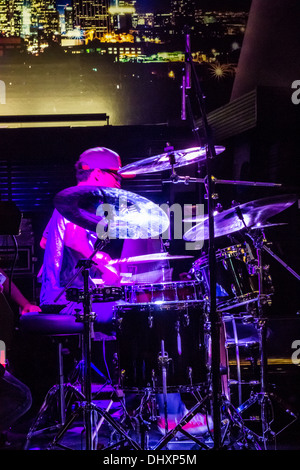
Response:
[[94, 252, 120, 285], [65, 224, 120, 286], [21, 303, 42, 315]]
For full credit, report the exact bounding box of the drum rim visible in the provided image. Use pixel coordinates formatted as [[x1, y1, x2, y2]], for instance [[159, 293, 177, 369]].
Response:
[[113, 299, 205, 310], [124, 280, 199, 289], [193, 243, 247, 267]]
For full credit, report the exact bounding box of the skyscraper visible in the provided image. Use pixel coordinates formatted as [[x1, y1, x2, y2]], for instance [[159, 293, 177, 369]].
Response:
[[171, 0, 196, 29], [0, 0, 24, 36], [30, 0, 60, 36], [73, 0, 111, 37]]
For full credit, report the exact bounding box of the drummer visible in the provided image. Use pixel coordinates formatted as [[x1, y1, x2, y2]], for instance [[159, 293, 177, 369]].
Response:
[[39, 146, 210, 435], [39, 147, 171, 333]]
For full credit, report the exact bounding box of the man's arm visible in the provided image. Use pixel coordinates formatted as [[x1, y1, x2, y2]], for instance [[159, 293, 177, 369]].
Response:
[[64, 223, 120, 285], [0, 268, 41, 314]]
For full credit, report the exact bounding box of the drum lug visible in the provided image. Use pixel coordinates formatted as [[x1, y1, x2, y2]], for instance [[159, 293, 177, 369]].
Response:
[[183, 313, 190, 327], [113, 316, 123, 331], [148, 313, 153, 328]]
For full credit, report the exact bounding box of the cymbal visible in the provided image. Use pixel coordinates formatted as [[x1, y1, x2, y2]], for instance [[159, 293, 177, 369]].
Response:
[[183, 194, 296, 241], [54, 185, 170, 239], [109, 253, 194, 265], [118, 146, 225, 176], [250, 222, 288, 230]]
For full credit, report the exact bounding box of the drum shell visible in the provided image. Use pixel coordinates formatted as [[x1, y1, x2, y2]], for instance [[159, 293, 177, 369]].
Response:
[[223, 315, 260, 407], [123, 281, 202, 304], [193, 245, 259, 311], [205, 315, 260, 407], [113, 302, 206, 389]]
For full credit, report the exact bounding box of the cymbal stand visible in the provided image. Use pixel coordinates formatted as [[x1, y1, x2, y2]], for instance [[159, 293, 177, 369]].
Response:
[[157, 340, 171, 435], [48, 254, 141, 450], [182, 26, 222, 449]]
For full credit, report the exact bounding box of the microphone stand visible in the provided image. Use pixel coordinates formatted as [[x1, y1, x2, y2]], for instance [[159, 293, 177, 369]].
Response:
[[183, 27, 222, 449]]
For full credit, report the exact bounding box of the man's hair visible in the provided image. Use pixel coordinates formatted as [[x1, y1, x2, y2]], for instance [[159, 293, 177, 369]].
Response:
[[75, 168, 94, 183]]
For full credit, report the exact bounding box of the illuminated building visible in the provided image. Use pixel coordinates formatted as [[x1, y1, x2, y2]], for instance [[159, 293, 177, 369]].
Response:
[[73, 0, 111, 37], [171, 0, 196, 29], [64, 5, 74, 33], [21, 1, 31, 37], [109, 1, 136, 32], [0, 0, 24, 36], [30, 0, 60, 36]]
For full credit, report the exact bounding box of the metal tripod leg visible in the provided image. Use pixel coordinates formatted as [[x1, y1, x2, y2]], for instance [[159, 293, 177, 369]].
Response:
[[158, 340, 170, 435], [47, 399, 142, 450], [24, 339, 84, 450], [153, 394, 211, 450], [24, 382, 85, 449]]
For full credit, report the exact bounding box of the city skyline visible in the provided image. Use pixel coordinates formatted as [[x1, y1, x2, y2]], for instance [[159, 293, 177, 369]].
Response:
[[0, 0, 250, 126], [56, 1, 251, 12]]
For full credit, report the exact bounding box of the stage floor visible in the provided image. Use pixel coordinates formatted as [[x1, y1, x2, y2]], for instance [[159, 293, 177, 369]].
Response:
[[2, 378, 300, 452]]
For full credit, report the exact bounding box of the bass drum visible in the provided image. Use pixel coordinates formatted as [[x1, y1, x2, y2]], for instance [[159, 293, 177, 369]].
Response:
[[113, 301, 206, 390], [205, 315, 260, 407]]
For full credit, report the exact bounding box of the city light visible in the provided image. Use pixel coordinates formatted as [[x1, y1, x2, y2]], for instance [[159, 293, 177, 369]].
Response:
[[208, 62, 236, 80], [108, 7, 136, 15], [0, 1, 249, 125]]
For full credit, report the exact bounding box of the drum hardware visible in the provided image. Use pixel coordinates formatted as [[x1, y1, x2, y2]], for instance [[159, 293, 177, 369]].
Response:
[[232, 215, 299, 448], [23, 335, 86, 450], [158, 340, 171, 435], [222, 315, 261, 408], [48, 256, 142, 451], [66, 286, 125, 304]]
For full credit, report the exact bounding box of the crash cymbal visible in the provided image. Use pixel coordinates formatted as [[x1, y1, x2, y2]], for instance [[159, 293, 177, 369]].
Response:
[[109, 253, 194, 265], [183, 194, 296, 241], [118, 146, 225, 176], [250, 222, 288, 230], [54, 185, 170, 239]]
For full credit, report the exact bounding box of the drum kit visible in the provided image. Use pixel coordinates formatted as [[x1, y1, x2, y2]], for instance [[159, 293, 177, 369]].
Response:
[[27, 143, 297, 451]]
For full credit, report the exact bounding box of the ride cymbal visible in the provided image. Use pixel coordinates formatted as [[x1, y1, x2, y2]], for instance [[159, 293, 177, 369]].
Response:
[[183, 194, 296, 241], [118, 146, 225, 176]]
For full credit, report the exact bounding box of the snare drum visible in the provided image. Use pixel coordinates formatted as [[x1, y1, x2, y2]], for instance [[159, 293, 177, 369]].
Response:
[[124, 280, 202, 309], [113, 301, 205, 389], [193, 244, 259, 311]]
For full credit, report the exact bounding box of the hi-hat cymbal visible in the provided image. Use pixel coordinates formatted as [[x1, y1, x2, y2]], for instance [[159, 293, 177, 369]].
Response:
[[54, 185, 170, 239], [183, 194, 296, 241], [118, 146, 225, 176], [109, 253, 194, 265]]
